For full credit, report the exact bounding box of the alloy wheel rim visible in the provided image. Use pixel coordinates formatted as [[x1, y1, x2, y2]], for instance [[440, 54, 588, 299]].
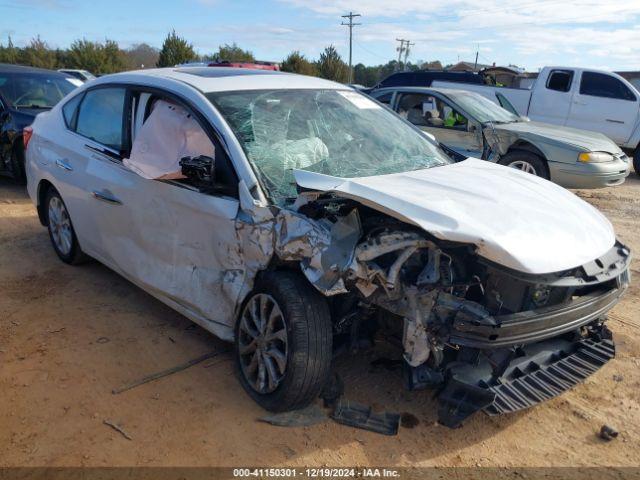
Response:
[[238, 293, 288, 394], [508, 160, 538, 175], [48, 197, 73, 255]]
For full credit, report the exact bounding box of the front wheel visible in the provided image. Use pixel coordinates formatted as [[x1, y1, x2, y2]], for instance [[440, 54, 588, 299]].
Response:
[[633, 148, 639, 175], [498, 150, 549, 179], [45, 188, 87, 265], [235, 271, 332, 412]]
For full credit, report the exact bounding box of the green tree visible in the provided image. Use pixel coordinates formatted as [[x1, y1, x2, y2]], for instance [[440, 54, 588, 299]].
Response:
[[211, 42, 255, 62], [102, 39, 128, 73], [0, 35, 19, 64], [156, 30, 196, 67], [316, 45, 348, 83], [280, 51, 316, 76], [125, 43, 159, 69], [20, 36, 57, 69], [66, 39, 104, 73]]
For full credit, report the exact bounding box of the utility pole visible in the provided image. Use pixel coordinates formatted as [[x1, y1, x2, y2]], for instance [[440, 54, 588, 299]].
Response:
[[341, 11, 361, 84], [396, 38, 408, 71], [403, 41, 415, 70]]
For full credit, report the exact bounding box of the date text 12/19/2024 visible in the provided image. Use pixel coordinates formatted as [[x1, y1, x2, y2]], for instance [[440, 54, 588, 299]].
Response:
[[233, 468, 401, 478]]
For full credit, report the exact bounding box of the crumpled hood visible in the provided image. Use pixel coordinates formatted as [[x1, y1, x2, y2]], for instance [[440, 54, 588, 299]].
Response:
[[492, 121, 622, 153], [293, 158, 615, 274]]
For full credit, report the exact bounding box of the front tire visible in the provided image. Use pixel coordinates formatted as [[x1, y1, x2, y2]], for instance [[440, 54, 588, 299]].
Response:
[[235, 271, 332, 412], [45, 188, 87, 265], [498, 150, 549, 179], [633, 147, 639, 175]]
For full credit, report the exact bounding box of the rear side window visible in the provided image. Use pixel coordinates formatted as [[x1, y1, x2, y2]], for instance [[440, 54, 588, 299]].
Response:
[[75, 88, 126, 151], [62, 93, 83, 129], [579, 72, 636, 101], [546, 70, 573, 92]]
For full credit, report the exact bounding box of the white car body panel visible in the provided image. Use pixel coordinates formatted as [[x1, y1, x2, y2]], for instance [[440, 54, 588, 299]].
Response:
[[294, 158, 615, 274]]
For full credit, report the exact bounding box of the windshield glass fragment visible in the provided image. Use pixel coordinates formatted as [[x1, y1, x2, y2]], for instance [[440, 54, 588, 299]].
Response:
[[207, 89, 451, 203]]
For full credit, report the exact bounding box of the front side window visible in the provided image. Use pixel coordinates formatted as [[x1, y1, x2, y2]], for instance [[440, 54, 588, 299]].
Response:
[[373, 91, 393, 105], [75, 88, 126, 151], [547, 70, 573, 92], [0, 72, 77, 108], [579, 72, 636, 101], [208, 89, 451, 203]]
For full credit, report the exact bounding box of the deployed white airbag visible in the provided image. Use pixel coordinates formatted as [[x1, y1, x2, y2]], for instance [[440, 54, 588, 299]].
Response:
[[124, 100, 215, 180]]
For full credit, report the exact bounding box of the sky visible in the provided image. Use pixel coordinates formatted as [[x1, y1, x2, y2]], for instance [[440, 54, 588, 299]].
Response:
[[1, 0, 640, 71]]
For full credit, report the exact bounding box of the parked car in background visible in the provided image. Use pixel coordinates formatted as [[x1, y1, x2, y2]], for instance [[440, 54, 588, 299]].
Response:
[[1, 64, 80, 182], [58, 69, 96, 82], [363, 70, 484, 94], [25, 68, 630, 427], [369, 86, 631, 188], [433, 67, 640, 174]]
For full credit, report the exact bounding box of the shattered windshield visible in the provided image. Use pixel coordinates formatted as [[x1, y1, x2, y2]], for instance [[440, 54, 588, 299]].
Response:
[[207, 89, 451, 202], [446, 91, 520, 124]]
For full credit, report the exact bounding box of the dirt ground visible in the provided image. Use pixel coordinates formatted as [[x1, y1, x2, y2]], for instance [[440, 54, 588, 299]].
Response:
[[1, 175, 639, 468]]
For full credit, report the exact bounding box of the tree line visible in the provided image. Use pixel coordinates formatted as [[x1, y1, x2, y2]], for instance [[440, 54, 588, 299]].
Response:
[[0, 30, 443, 86]]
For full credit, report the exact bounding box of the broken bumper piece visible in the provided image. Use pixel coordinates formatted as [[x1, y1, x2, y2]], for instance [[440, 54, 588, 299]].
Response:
[[437, 325, 615, 428]]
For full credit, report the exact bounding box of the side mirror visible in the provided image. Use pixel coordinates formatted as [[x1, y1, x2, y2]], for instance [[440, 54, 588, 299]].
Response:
[[179, 155, 215, 192]]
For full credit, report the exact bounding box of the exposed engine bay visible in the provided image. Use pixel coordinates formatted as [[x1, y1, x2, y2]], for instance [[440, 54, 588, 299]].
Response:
[[271, 192, 631, 427]]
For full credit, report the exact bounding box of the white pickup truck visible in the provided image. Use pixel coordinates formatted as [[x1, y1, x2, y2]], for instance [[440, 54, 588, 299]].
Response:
[[433, 67, 640, 172]]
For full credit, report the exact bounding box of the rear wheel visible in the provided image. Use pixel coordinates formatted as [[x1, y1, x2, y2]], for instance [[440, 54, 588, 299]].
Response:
[[498, 150, 549, 179], [45, 188, 87, 265], [633, 148, 639, 175], [235, 271, 332, 412]]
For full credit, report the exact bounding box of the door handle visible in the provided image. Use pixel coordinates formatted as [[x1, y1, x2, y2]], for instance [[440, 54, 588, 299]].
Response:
[[55, 158, 73, 171], [572, 100, 587, 106], [92, 190, 122, 205]]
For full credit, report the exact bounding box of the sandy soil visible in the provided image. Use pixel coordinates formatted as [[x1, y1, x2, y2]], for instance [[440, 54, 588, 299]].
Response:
[[0, 175, 639, 468]]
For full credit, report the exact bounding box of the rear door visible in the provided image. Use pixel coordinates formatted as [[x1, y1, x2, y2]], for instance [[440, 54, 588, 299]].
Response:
[[53, 86, 128, 257], [565, 71, 638, 144], [528, 69, 575, 125]]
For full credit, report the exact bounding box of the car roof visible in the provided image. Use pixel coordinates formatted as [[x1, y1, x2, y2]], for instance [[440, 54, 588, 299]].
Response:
[[93, 67, 347, 92], [0, 63, 73, 78]]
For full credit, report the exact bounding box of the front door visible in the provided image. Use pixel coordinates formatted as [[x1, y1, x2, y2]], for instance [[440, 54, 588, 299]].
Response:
[[67, 85, 245, 331], [528, 69, 575, 125]]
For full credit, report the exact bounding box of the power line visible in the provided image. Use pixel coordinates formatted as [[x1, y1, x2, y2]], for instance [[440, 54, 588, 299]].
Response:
[[341, 11, 362, 84]]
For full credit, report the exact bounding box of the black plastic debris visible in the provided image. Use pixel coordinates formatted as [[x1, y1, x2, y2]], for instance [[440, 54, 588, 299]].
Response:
[[437, 377, 496, 428], [405, 362, 444, 390], [599, 425, 619, 441], [331, 399, 400, 436], [259, 404, 328, 428]]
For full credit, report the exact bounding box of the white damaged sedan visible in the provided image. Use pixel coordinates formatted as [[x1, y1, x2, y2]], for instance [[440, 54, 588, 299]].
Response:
[[25, 68, 631, 428]]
